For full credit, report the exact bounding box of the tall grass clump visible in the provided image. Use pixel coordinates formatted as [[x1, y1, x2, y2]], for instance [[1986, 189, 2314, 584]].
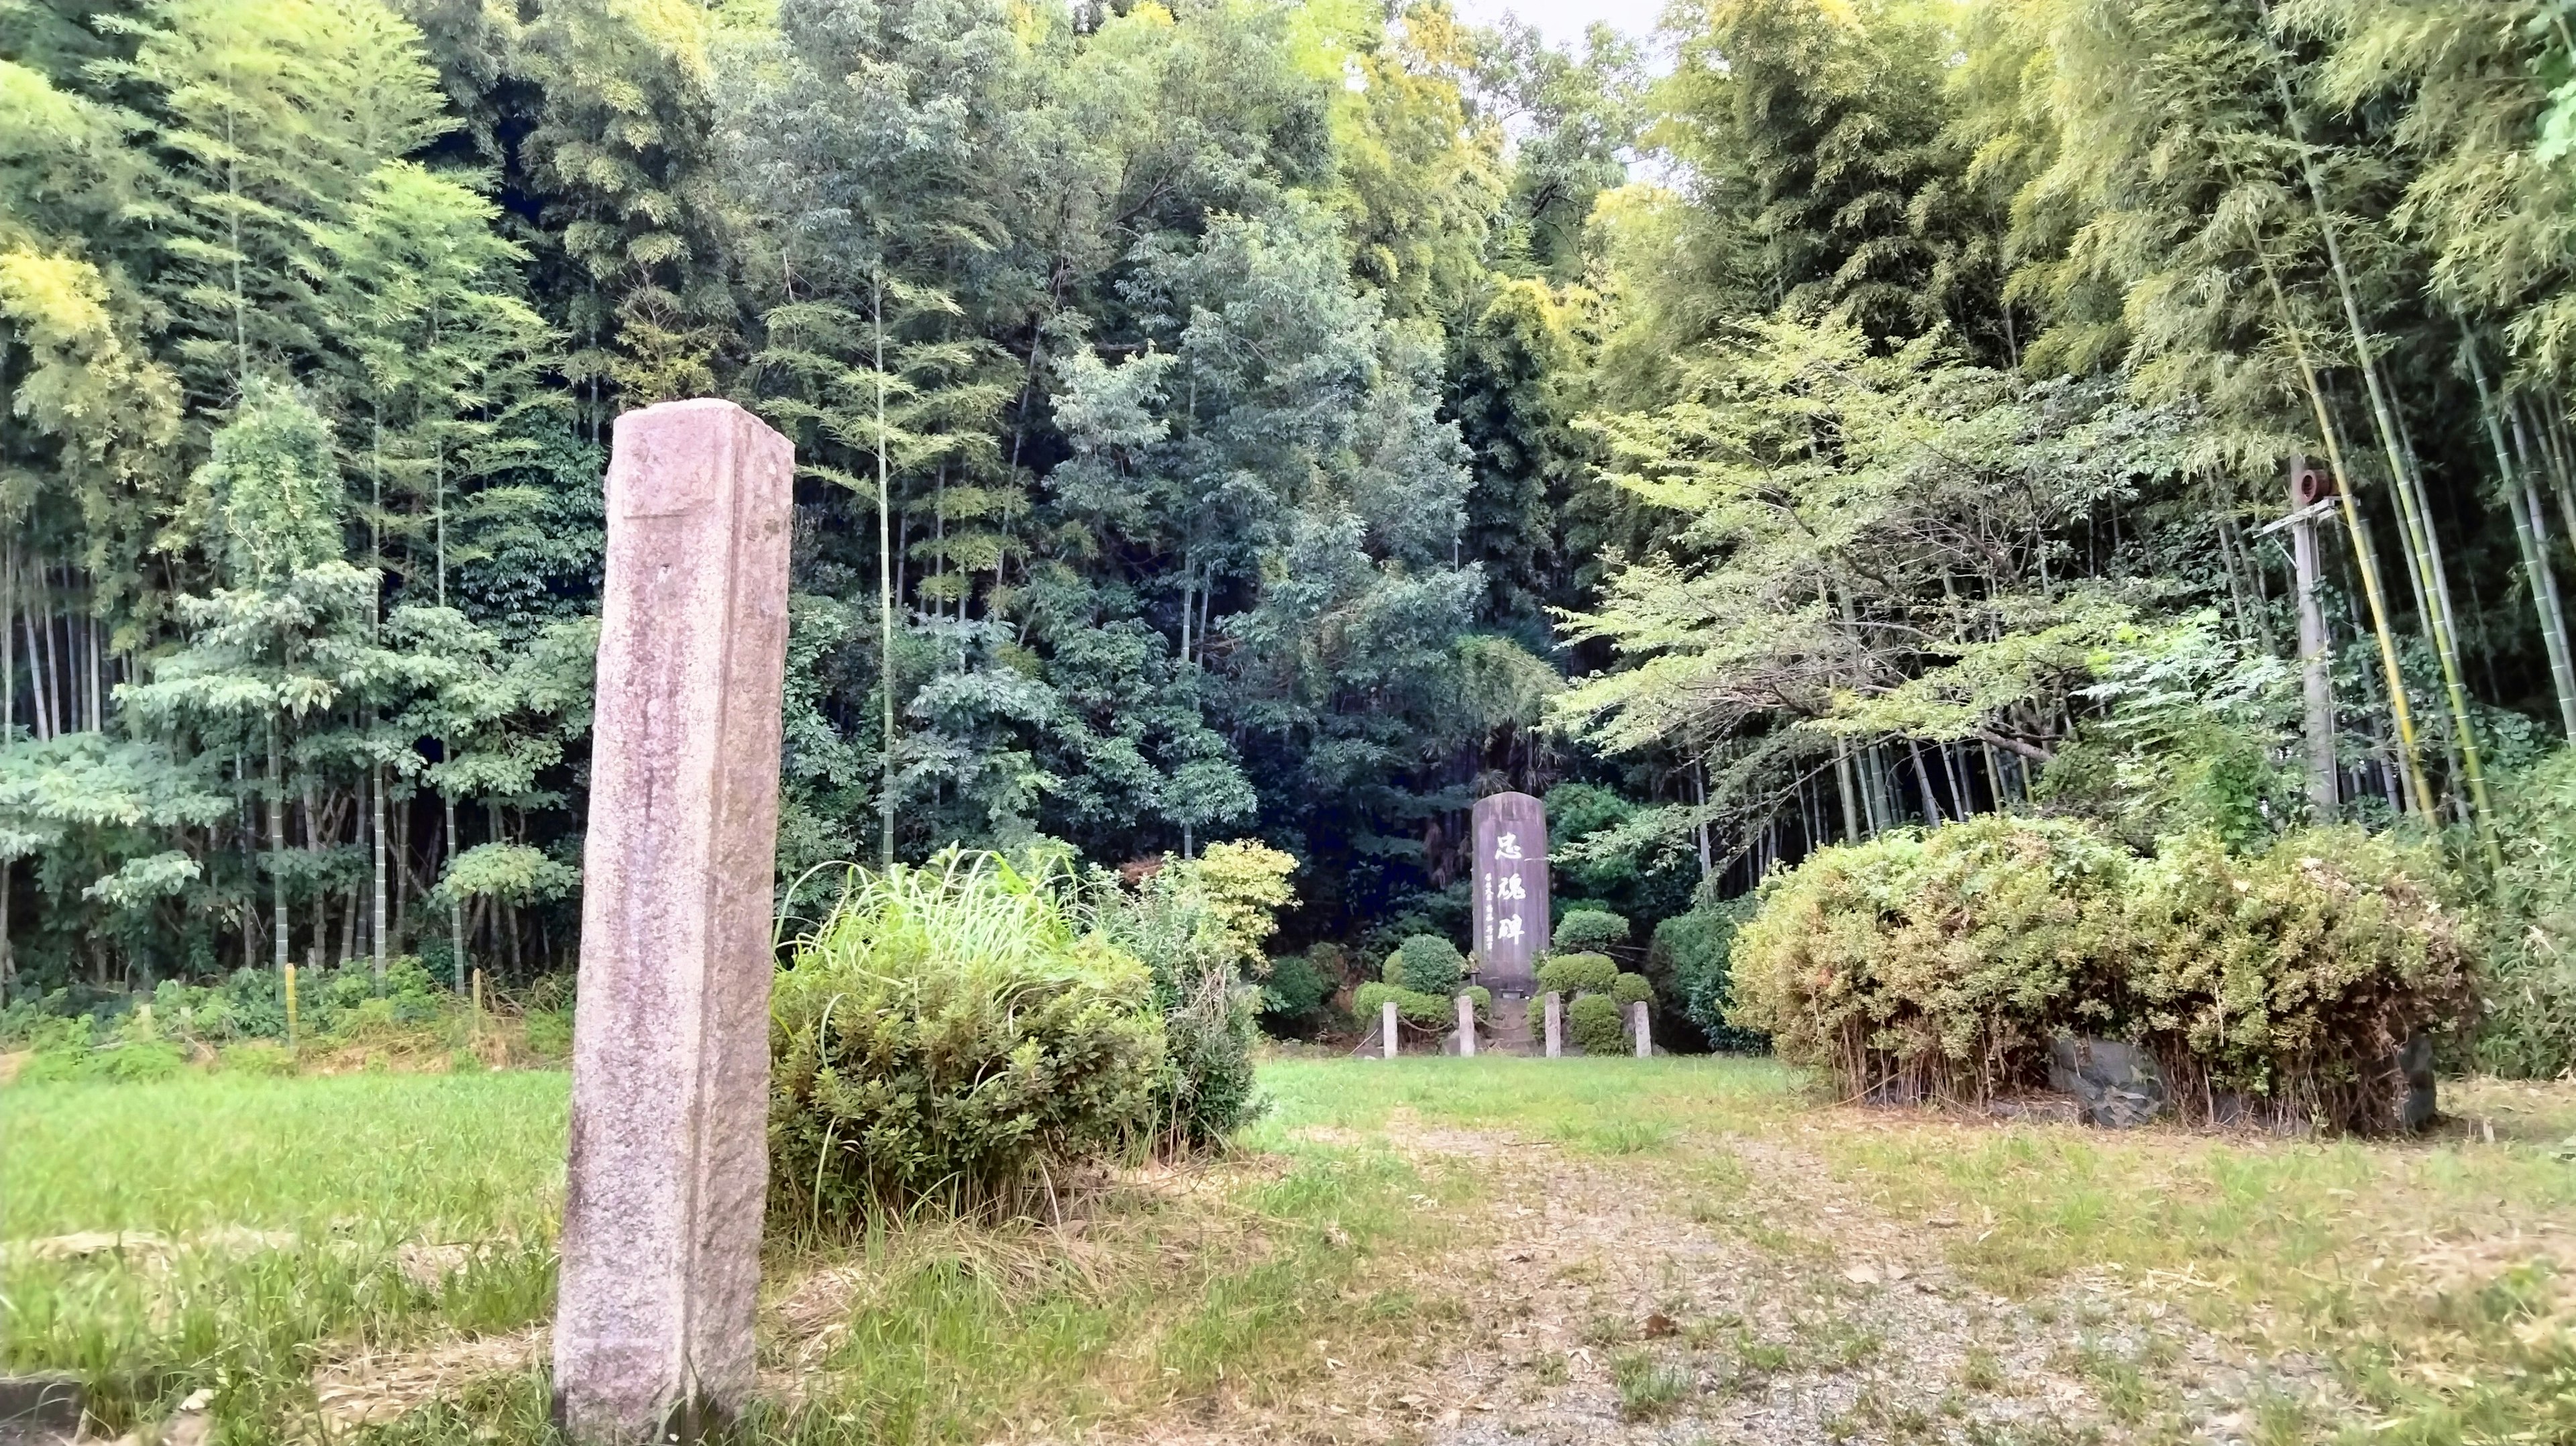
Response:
[[769, 854, 1165, 1230]]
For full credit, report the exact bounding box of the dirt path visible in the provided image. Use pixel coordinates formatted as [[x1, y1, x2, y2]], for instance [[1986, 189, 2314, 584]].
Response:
[[1346, 1117, 2338, 1446]]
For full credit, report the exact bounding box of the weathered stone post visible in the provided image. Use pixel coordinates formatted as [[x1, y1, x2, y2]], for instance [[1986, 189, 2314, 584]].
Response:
[[1456, 994, 1476, 1056], [1381, 999, 1399, 1059], [1543, 991, 1562, 1058], [553, 400, 793, 1444], [1630, 1000, 1652, 1058]]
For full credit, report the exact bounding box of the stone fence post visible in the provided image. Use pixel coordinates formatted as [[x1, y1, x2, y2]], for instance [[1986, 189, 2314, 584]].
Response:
[[1456, 993, 1476, 1056], [1543, 991, 1562, 1058], [1382, 999, 1399, 1059], [553, 400, 793, 1444], [1630, 1000, 1652, 1058]]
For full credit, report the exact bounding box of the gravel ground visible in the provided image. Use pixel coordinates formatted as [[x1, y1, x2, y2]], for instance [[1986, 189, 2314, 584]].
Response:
[[1347, 1122, 2345, 1446]]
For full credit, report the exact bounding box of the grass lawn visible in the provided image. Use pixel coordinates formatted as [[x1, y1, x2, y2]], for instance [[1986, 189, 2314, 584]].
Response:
[[7, 1059, 2575, 1444]]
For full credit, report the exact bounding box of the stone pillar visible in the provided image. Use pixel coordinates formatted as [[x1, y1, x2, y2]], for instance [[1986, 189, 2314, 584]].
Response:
[[1382, 999, 1399, 1059], [553, 399, 794, 1445], [1456, 994, 1476, 1056], [1631, 1000, 1652, 1058], [1543, 991, 1562, 1058]]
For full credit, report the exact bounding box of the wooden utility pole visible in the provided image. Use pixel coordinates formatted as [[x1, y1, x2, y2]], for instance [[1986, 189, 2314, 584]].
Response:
[[2289, 459, 2338, 822]]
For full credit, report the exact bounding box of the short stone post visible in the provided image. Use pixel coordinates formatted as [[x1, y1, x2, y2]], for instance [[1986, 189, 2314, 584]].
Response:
[[1631, 1000, 1652, 1058], [1543, 991, 1562, 1058], [1456, 993, 1476, 1056], [1382, 999, 1399, 1059], [553, 400, 794, 1444]]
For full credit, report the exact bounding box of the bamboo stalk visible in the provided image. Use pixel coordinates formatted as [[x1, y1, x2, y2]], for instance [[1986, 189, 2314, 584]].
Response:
[[2471, 351, 2576, 737], [2258, 16, 2495, 860], [875, 269, 896, 869], [3, 541, 13, 742]]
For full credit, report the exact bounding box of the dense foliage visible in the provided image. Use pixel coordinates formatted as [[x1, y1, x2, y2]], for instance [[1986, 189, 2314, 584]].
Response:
[[7, 0, 2576, 1068], [1730, 816, 2473, 1131]]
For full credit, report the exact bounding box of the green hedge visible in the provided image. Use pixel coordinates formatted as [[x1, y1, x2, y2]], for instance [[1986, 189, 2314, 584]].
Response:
[[1729, 816, 2472, 1132], [1608, 972, 1654, 1007], [1354, 982, 1489, 1029]]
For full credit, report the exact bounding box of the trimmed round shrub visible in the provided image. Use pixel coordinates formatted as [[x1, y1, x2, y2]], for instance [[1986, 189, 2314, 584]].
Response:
[[1609, 972, 1654, 1007], [770, 857, 1165, 1226], [1385, 935, 1467, 995], [1536, 952, 1619, 995], [1567, 993, 1626, 1055], [1554, 909, 1630, 955]]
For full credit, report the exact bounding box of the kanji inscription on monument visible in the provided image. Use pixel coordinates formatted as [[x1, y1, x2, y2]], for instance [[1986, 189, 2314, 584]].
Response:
[[1471, 791, 1548, 991]]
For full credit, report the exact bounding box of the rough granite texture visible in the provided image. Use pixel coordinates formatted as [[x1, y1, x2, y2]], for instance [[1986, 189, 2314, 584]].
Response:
[[1544, 991, 1562, 1058], [553, 399, 793, 1444], [1631, 1000, 1652, 1058]]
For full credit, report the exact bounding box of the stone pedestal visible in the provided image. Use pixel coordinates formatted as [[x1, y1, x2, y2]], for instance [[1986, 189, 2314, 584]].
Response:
[[1381, 999, 1399, 1059], [553, 399, 794, 1444], [1456, 994, 1476, 1056], [1544, 991, 1562, 1058], [1630, 1000, 1651, 1058]]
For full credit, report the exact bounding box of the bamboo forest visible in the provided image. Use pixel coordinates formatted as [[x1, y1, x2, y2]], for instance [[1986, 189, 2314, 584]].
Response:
[[5, 0, 2576, 1071]]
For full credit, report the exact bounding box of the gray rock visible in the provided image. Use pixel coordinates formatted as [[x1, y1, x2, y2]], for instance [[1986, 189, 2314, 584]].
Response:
[[2047, 1036, 2166, 1129], [0, 1376, 82, 1446], [2396, 1030, 2436, 1132]]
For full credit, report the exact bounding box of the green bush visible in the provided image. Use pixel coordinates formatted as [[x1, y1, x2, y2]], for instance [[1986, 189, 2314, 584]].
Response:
[[1536, 952, 1618, 995], [2479, 748, 2576, 1076], [1259, 948, 1338, 1031], [1651, 903, 1766, 1051], [1567, 993, 1626, 1055], [1731, 815, 2475, 1131], [769, 855, 1166, 1226], [2126, 828, 2472, 1131], [1385, 935, 1466, 995], [1554, 909, 1630, 955], [1731, 816, 2132, 1103], [1609, 972, 1654, 1007], [1102, 844, 1293, 1148]]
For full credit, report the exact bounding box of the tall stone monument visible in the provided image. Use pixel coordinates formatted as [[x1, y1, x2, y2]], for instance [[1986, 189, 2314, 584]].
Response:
[[1470, 791, 1548, 994], [553, 400, 794, 1444]]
